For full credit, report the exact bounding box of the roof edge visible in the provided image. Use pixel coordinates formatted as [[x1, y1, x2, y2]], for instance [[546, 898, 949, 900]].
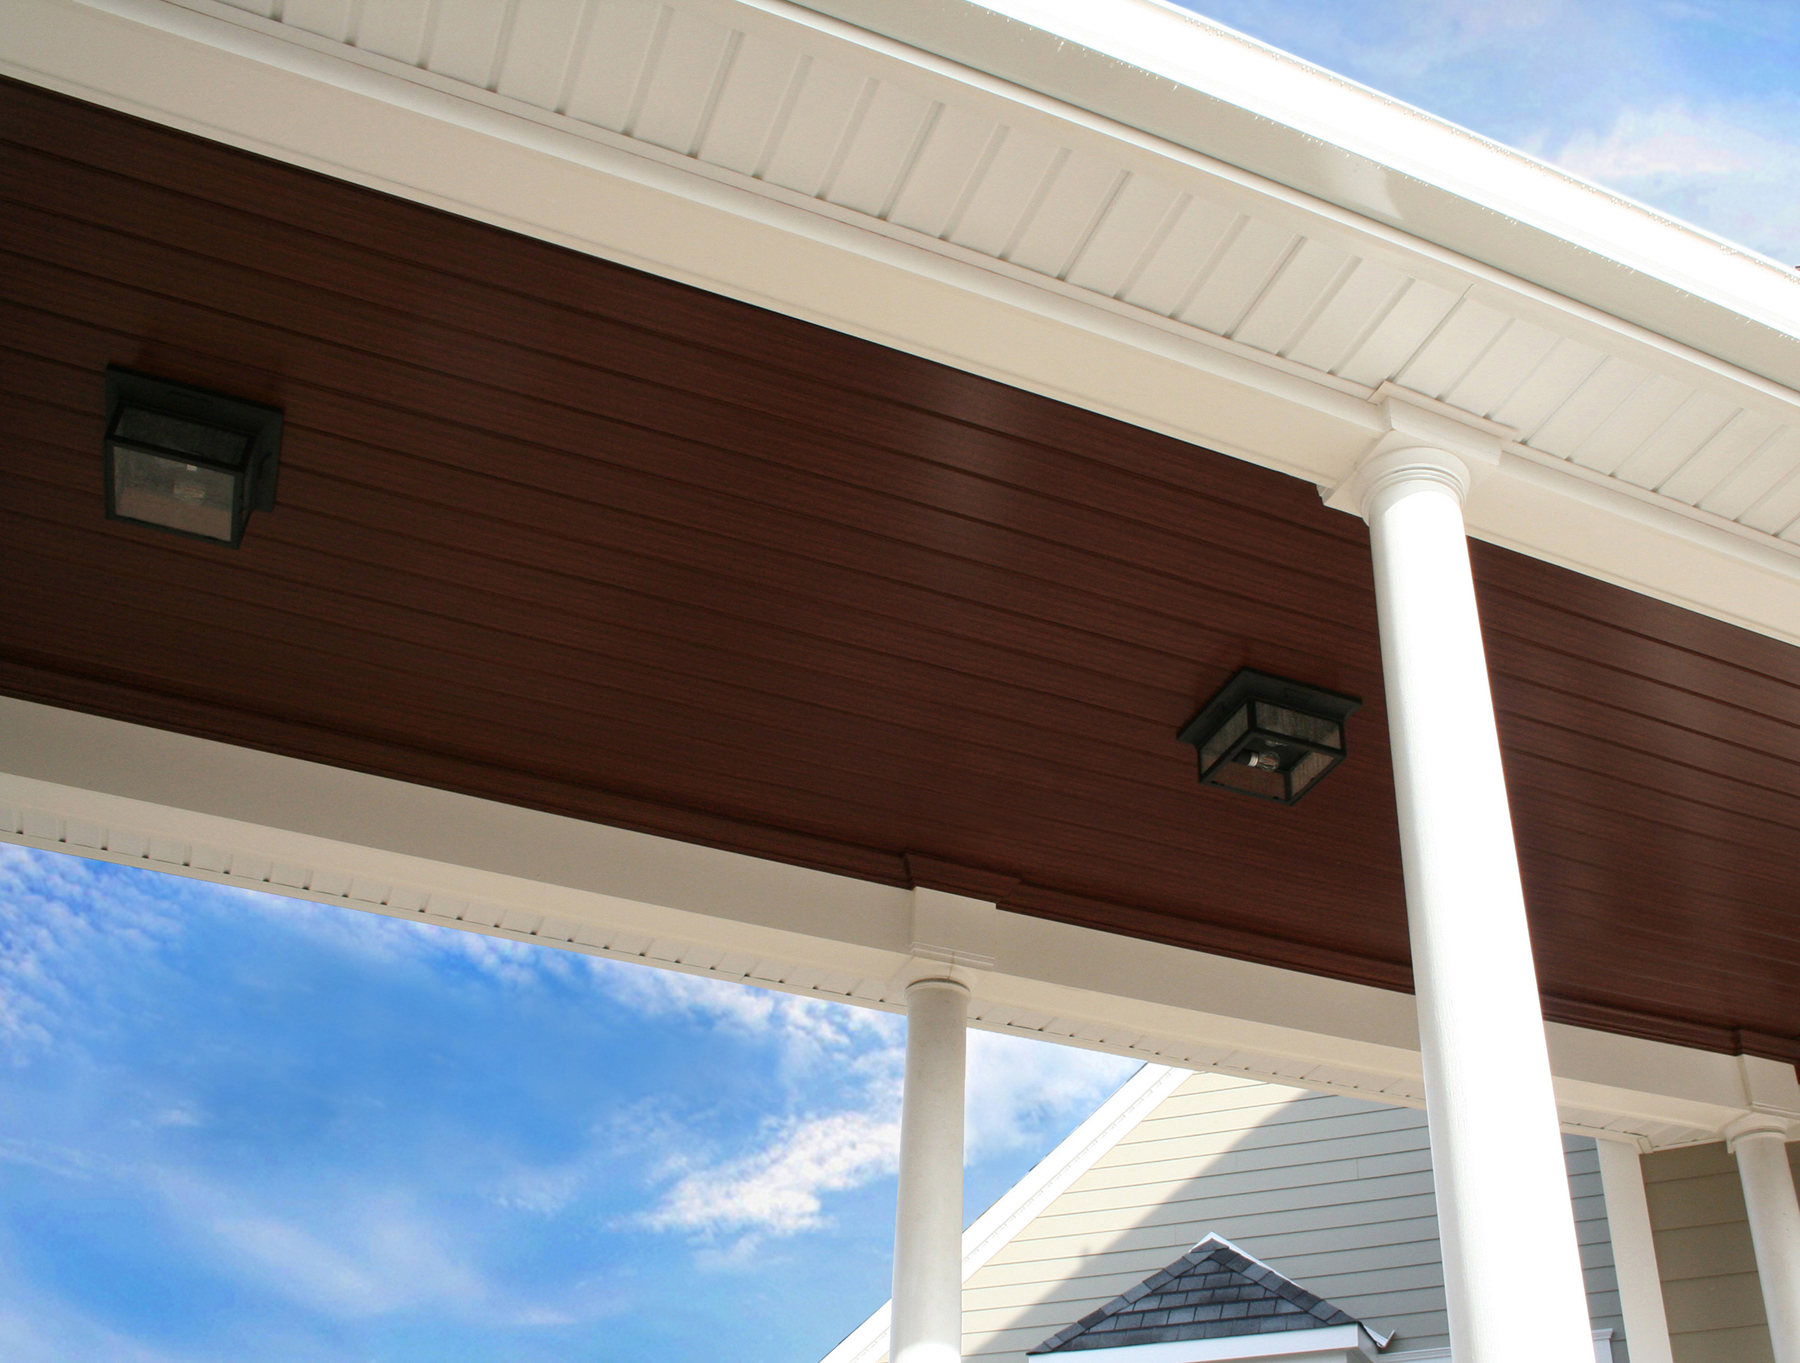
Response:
[[792, 0, 1800, 392], [1028, 1232, 1389, 1357]]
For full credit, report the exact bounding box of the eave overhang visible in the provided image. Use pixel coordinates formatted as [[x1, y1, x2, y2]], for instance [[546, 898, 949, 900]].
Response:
[[5, 0, 1800, 647]]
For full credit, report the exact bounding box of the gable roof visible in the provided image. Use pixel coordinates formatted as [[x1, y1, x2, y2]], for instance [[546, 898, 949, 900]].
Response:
[[1030, 1234, 1387, 1355]]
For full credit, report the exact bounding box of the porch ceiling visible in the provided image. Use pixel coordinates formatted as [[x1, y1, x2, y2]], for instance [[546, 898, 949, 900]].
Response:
[[2, 78, 1797, 1060]]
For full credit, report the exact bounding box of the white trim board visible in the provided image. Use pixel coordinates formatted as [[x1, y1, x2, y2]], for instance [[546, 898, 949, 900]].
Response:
[[0, 696, 1774, 1153], [1384, 1329, 1615, 1362], [6, 0, 1800, 649], [1021, 1325, 1380, 1363]]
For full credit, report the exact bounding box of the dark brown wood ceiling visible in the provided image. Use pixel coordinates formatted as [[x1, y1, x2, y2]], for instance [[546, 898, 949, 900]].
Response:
[[3, 78, 1796, 1061]]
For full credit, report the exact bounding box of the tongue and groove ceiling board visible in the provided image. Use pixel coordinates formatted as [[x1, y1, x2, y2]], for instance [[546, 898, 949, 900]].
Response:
[[2, 79, 1799, 1060]]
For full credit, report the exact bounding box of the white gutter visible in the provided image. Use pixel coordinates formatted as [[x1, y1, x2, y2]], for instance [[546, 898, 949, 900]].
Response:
[[802, 0, 1800, 391]]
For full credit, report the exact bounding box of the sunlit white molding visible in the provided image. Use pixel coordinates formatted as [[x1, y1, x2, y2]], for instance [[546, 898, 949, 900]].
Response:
[[0, 696, 1766, 1152], [8, 0, 1800, 648], [1019, 1325, 1383, 1363]]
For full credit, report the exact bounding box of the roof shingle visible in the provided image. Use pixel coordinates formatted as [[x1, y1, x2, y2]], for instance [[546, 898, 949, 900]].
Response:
[[1029, 1234, 1369, 1354]]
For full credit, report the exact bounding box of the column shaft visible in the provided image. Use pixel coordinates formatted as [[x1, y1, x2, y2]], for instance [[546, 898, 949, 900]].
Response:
[[1731, 1123, 1800, 1363], [1363, 452, 1595, 1363], [1594, 1138, 1675, 1363], [891, 977, 968, 1363]]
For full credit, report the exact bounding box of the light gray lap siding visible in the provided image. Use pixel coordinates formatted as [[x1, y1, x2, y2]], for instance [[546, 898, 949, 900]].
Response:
[[961, 1076, 1627, 1362]]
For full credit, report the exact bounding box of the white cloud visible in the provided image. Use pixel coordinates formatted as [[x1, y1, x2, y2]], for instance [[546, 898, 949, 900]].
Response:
[[1184, 1, 1800, 261], [640, 1108, 902, 1241], [632, 1030, 1136, 1255], [2, 845, 1137, 1296], [161, 1179, 489, 1321], [588, 960, 904, 1093], [0, 1301, 189, 1363], [1555, 103, 1761, 176], [965, 1033, 1139, 1161], [0, 845, 183, 1055], [0, 1138, 105, 1182], [606, 970, 1137, 1259], [1548, 101, 1800, 262]]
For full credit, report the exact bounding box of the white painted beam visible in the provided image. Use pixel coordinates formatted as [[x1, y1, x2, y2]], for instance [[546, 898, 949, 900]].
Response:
[[0, 696, 1774, 1153]]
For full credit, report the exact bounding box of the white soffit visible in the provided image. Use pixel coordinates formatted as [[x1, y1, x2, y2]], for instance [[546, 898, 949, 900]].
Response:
[[0, 696, 1768, 1151], [806, 0, 1800, 389], [7, 0, 1800, 645]]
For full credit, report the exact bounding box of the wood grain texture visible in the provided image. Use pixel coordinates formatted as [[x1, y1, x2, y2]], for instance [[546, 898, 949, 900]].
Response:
[[3, 77, 1798, 1057]]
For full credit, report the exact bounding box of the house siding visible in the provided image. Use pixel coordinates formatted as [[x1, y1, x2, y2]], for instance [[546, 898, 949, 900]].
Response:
[[957, 1072, 1627, 1362], [1643, 1138, 1800, 1363]]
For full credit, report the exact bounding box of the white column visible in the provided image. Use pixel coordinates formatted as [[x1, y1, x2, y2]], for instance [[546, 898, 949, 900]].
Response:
[[1594, 1138, 1675, 1363], [1359, 445, 1596, 1363], [891, 976, 968, 1363], [1727, 1114, 1800, 1363]]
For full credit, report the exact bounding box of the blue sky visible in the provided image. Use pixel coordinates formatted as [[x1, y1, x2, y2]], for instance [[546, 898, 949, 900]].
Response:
[[1179, 0, 1800, 264], [0, 845, 1136, 1363]]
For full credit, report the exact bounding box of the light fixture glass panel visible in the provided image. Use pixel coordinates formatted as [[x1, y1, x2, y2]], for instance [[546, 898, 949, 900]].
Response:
[[1177, 669, 1361, 805], [1208, 758, 1287, 800], [1199, 704, 1250, 774], [1287, 749, 1336, 798], [110, 445, 238, 542], [1252, 701, 1341, 750], [112, 405, 250, 466]]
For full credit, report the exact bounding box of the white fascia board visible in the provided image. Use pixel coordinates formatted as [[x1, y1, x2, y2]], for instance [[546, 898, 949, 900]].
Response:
[[8, 0, 1800, 651], [801, 0, 1800, 391], [823, 1063, 1191, 1363], [0, 697, 1768, 1151], [1022, 1326, 1376, 1363]]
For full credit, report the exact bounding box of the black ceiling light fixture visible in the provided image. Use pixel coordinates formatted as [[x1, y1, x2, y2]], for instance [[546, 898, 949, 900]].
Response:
[[1177, 669, 1361, 805], [103, 365, 282, 547]]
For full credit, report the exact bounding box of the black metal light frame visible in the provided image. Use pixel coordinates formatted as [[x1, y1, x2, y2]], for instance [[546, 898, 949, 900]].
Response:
[[103, 365, 283, 548], [1177, 669, 1362, 805]]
